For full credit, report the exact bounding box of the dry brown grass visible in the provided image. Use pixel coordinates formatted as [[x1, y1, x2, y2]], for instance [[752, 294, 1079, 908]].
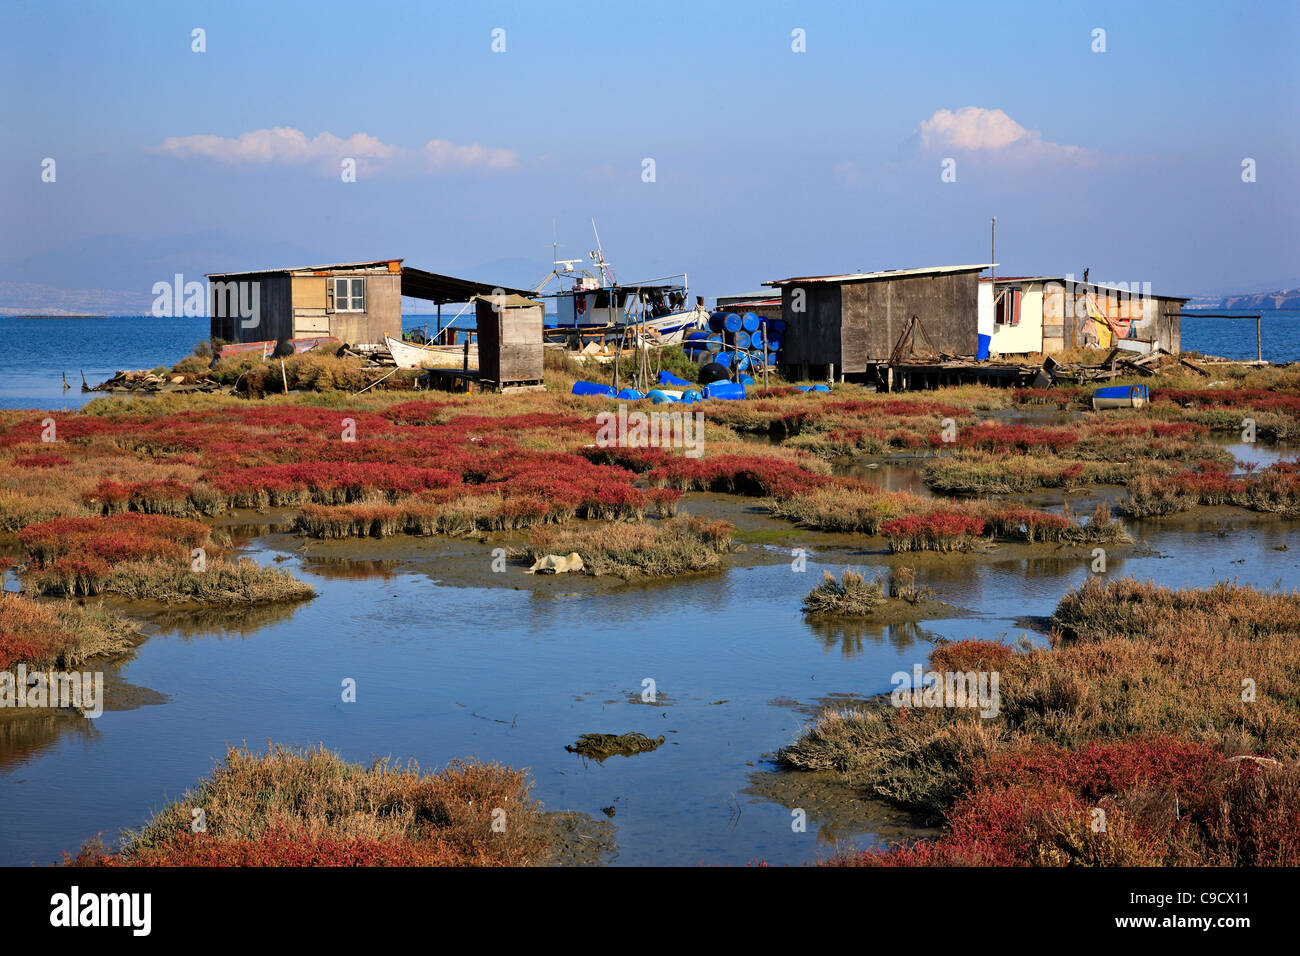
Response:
[[525, 516, 733, 577], [782, 577, 1300, 819], [0, 593, 143, 670], [74, 743, 554, 866], [802, 569, 886, 617]]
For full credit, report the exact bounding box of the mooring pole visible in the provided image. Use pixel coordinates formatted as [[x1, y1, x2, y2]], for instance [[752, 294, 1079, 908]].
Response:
[[1257, 314, 1262, 362]]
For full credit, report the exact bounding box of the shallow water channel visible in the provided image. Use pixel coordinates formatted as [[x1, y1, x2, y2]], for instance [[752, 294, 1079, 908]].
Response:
[[2, 457, 1298, 866]]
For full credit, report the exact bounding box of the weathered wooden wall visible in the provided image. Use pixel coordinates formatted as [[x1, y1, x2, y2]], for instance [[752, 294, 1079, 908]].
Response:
[[839, 272, 979, 371], [210, 274, 292, 344], [1157, 300, 1182, 353], [209, 269, 401, 345], [318, 271, 401, 345], [779, 285, 841, 369], [290, 276, 328, 335], [476, 298, 543, 386]]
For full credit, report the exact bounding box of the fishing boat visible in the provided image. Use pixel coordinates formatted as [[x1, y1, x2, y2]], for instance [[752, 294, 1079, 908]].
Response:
[[384, 335, 477, 369], [535, 222, 708, 348]]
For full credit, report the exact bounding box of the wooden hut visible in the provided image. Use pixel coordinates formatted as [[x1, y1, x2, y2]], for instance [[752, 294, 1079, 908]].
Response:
[[980, 276, 1185, 358], [764, 264, 992, 380], [207, 259, 535, 349], [474, 294, 544, 391]]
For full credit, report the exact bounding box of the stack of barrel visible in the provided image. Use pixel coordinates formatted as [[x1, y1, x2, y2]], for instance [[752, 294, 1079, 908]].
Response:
[[682, 311, 786, 380]]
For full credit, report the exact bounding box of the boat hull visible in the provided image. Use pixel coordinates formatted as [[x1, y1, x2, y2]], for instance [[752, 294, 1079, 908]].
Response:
[[385, 335, 476, 369]]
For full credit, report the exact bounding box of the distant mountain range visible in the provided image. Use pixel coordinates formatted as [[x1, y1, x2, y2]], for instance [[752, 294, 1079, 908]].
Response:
[[0, 233, 555, 316], [1184, 288, 1300, 311], [1, 230, 1294, 315]]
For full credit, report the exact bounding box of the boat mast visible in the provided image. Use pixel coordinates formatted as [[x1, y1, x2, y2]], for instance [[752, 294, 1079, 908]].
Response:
[[591, 219, 615, 286]]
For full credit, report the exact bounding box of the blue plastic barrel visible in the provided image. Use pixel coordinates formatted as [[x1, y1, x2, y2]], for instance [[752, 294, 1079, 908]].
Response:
[[616, 388, 644, 401], [679, 390, 702, 404], [716, 351, 733, 367], [766, 336, 782, 352], [741, 312, 761, 333], [735, 352, 750, 371], [658, 371, 692, 387], [572, 381, 616, 397], [739, 374, 755, 385], [734, 331, 751, 350], [647, 390, 679, 404], [812, 384, 830, 393], [708, 311, 742, 333], [976, 333, 991, 361], [703, 381, 746, 401], [771, 319, 787, 333]]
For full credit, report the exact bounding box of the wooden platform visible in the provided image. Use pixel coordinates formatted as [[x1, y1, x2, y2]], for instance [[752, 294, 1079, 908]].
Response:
[[868, 360, 1040, 392], [417, 369, 544, 395]]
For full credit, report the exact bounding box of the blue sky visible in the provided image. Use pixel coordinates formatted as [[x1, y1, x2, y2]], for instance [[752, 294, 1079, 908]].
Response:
[[2, 0, 1297, 305]]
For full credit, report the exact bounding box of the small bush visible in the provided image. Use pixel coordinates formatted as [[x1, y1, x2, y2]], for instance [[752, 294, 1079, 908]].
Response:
[[802, 569, 885, 617]]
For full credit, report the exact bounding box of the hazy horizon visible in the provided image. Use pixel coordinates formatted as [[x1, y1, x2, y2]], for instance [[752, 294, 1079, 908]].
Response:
[[3, 0, 1297, 312]]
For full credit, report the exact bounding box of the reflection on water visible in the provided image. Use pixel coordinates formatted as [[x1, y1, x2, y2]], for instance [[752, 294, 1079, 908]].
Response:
[[134, 599, 311, 638], [1218, 438, 1298, 471], [807, 619, 934, 658], [0, 661, 167, 774], [1, 492, 1297, 866], [301, 557, 403, 581], [0, 712, 99, 774], [836, 458, 935, 497]]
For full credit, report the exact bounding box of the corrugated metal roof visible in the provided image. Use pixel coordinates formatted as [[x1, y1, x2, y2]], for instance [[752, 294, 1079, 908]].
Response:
[[207, 259, 403, 279], [979, 275, 1190, 301], [205, 260, 535, 302], [764, 263, 996, 287], [400, 267, 535, 303]]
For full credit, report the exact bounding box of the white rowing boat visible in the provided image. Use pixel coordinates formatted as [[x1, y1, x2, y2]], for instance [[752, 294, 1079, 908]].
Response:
[[384, 335, 477, 369]]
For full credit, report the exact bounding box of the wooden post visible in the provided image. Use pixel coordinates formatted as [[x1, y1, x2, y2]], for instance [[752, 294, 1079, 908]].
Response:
[[279, 359, 288, 394], [613, 327, 622, 393], [462, 338, 469, 372], [1257, 315, 1262, 362]]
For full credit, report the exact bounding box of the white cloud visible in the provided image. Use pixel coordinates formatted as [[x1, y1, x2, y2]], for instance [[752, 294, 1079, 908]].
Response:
[[832, 161, 861, 186], [422, 139, 518, 171], [156, 126, 518, 175], [918, 107, 1092, 163], [583, 164, 618, 183]]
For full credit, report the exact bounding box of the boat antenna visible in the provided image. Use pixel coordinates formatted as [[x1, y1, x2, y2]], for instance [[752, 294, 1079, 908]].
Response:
[[591, 218, 615, 286]]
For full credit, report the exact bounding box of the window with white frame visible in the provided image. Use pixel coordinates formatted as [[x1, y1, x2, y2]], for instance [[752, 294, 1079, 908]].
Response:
[[331, 277, 366, 312]]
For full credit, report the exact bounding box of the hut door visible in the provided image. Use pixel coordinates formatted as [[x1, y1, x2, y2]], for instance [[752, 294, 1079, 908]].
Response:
[[292, 276, 329, 335]]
